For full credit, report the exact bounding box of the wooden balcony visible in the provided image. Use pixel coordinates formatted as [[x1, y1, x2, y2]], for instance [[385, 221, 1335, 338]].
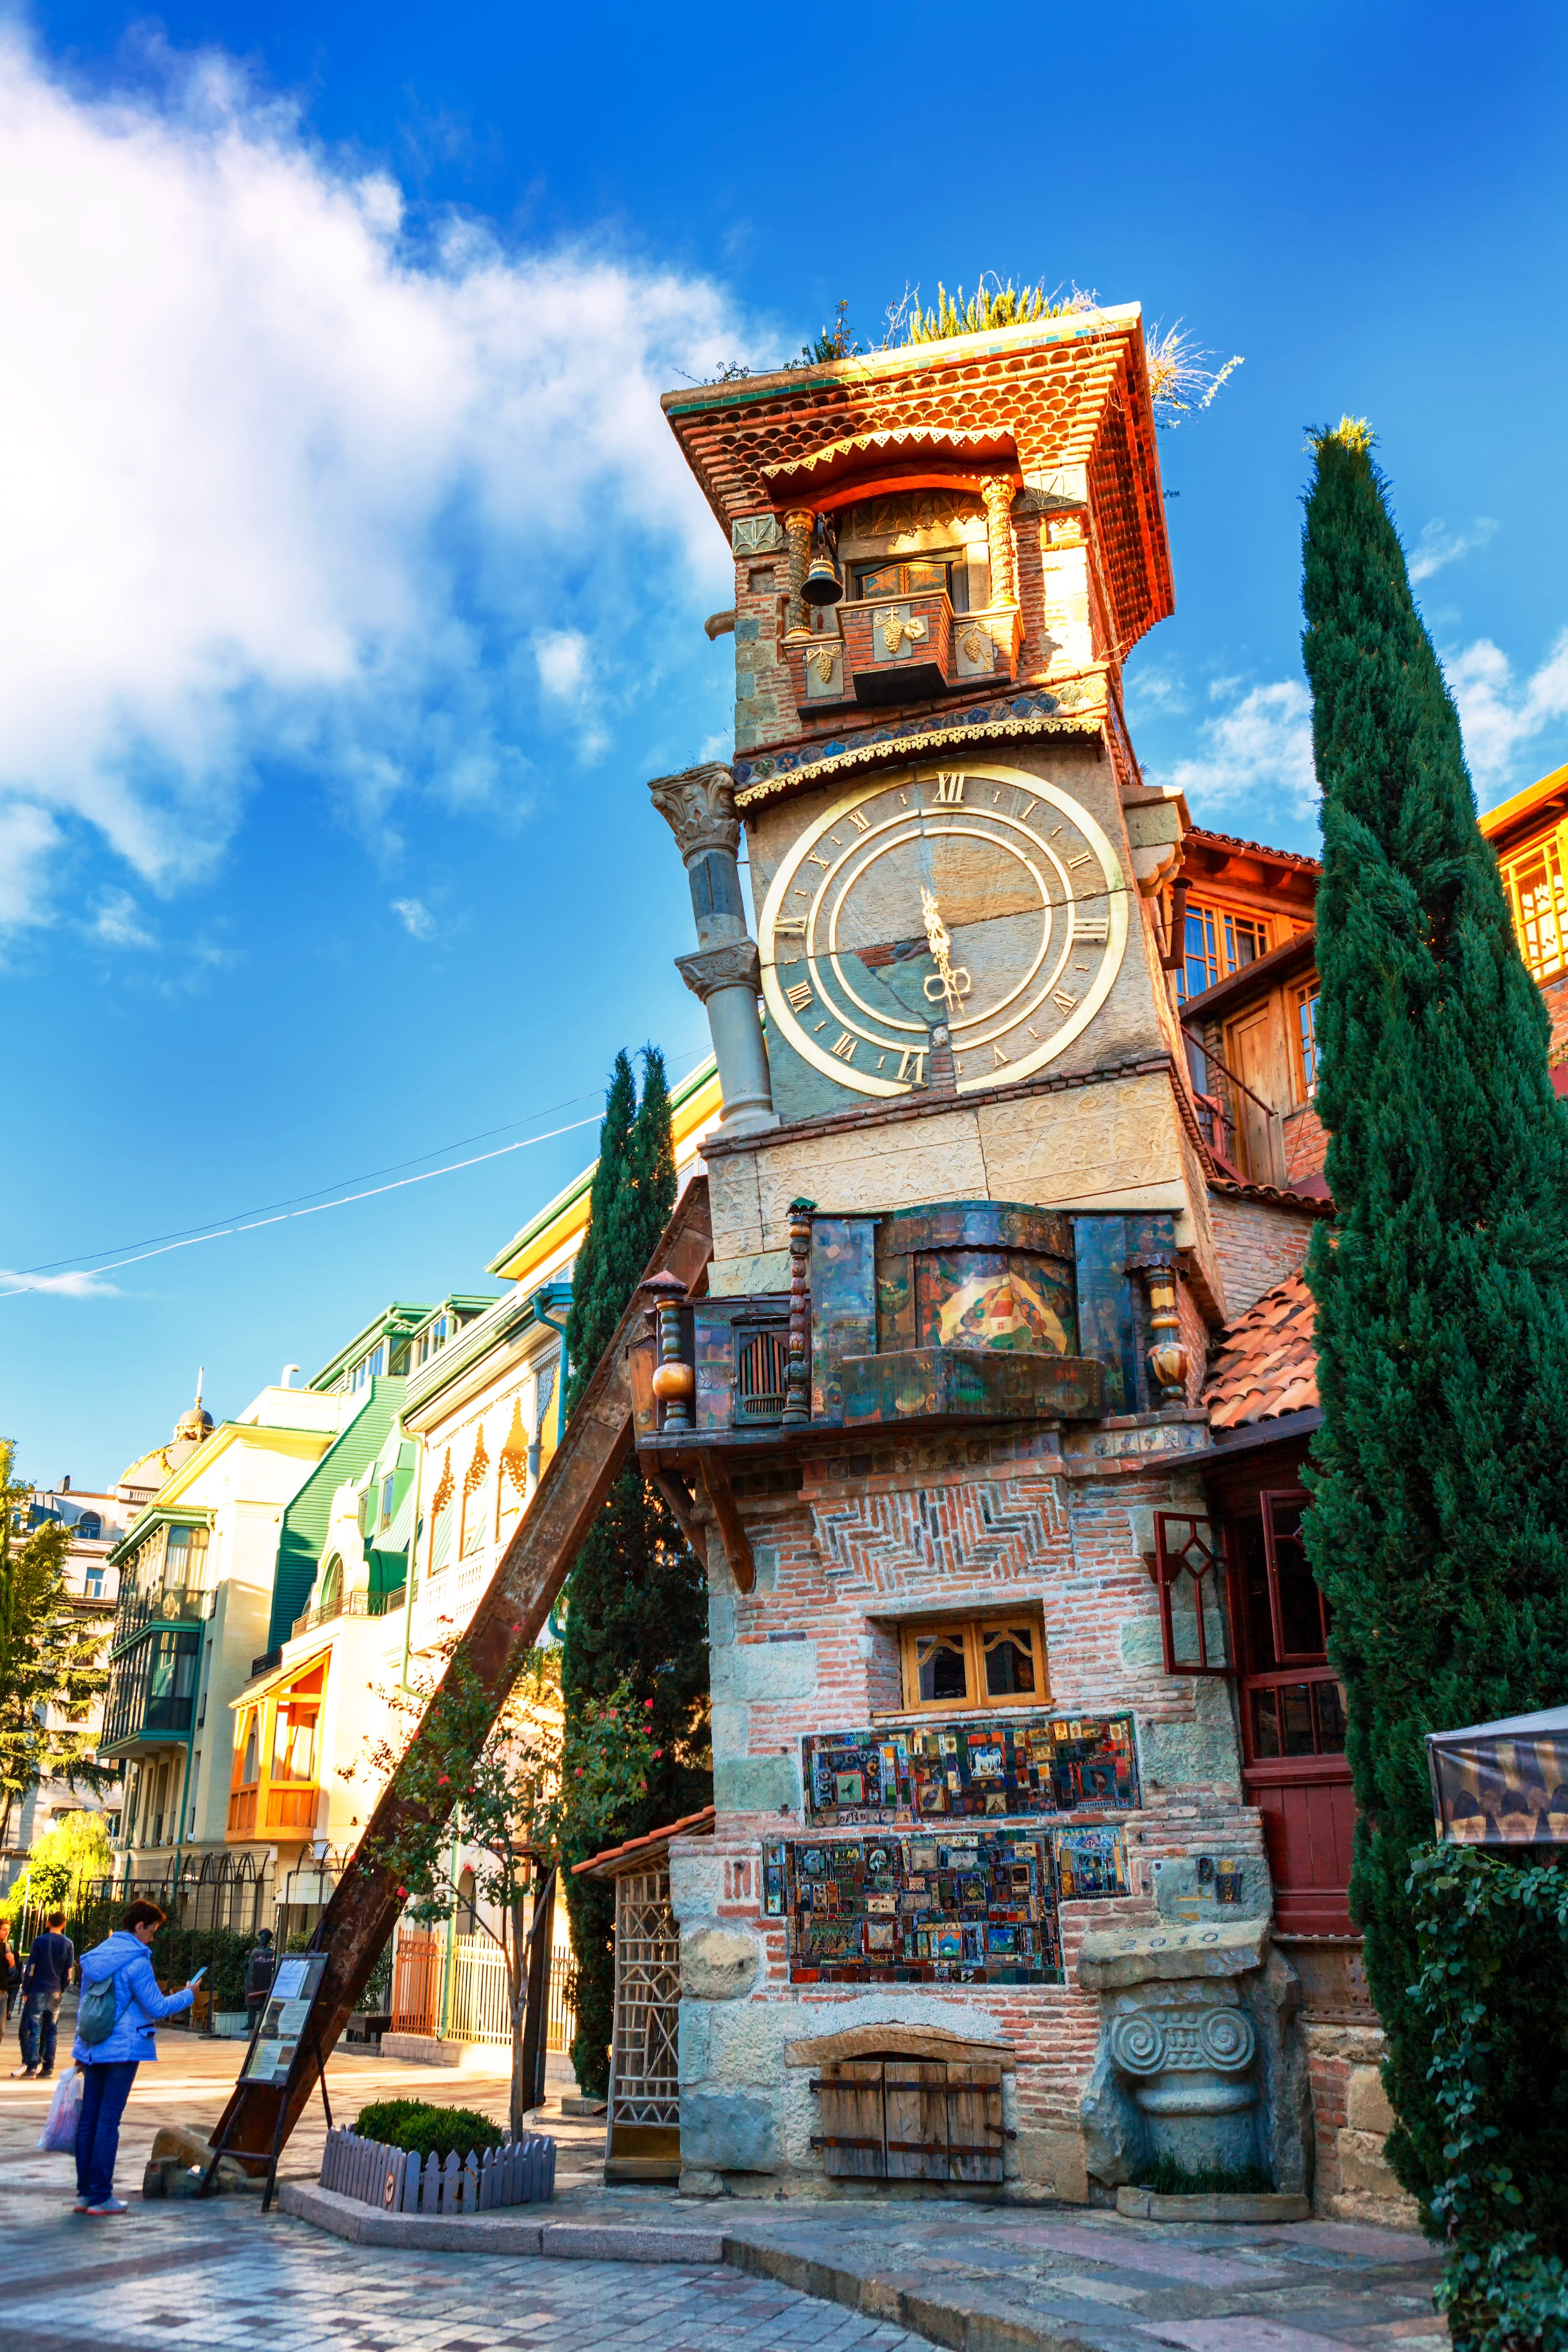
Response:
[[785, 596, 1025, 716]]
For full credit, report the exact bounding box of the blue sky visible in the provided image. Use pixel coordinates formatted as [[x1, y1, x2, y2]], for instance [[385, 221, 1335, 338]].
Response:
[[5, 0, 1567, 1486]]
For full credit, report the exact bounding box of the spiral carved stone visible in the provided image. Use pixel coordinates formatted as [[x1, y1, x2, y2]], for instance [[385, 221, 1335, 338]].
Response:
[[1199, 2007, 1257, 2072], [1107, 2012, 1167, 2077]]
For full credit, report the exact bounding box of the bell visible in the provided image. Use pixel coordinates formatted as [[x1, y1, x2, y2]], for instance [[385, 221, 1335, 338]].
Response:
[[803, 549, 843, 606]]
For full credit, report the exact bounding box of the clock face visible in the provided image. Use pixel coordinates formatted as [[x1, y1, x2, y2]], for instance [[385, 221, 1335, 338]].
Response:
[[756, 762, 1130, 1099]]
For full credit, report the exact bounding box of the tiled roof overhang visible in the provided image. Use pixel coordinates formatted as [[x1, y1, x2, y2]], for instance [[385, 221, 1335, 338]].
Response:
[[1202, 1268, 1320, 1431], [663, 305, 1175, 663]]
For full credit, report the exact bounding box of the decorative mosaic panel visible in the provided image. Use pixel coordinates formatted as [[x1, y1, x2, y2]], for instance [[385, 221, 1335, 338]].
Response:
[[801, 1711, 1139, 1828], [1052, 1824, 1131, 1899], [762, 1830, 1062, 1985]]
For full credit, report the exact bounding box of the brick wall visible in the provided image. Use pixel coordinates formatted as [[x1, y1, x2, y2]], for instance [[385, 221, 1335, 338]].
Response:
[[1208, 1192, 1320, 1320], [685, 1422, 1276, 2182]]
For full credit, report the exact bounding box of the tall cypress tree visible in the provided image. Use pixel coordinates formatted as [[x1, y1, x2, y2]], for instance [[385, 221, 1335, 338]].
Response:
[[558, 1047, 710, 2098], [1302, 420, 1568, 2220]]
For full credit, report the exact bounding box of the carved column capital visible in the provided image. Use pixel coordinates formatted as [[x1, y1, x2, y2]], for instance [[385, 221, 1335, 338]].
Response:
[[647, 763, 740, 862], [674, 939, 761, 1002]]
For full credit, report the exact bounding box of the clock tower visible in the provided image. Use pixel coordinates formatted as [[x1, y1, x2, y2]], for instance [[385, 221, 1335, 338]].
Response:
[[632, 310, 1314, 2212]]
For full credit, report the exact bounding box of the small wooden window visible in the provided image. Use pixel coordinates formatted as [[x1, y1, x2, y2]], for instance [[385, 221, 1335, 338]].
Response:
[[733, 1323, 789, 1425], [851, 549, 969, 610], [1154, 1513, 1234, 1676], [897, 1613, 1048, 1713], [1293, 978, 1321, 1098], [1261, 1489, 1327, 1664]]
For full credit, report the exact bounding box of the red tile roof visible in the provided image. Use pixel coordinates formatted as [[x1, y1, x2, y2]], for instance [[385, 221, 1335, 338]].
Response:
[[571, 1806, 716, 1879], [1203, 1270, 1319, 1431]]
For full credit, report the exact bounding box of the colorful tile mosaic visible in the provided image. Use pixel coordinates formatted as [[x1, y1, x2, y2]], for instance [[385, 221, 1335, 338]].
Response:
[[801, 1711, 1139, 1827]]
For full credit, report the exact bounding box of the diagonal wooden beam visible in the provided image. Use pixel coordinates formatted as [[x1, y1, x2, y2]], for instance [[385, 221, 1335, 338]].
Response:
[[697, 1450, 754, 1593], [206, 1176, 714, 2165], [648, 1467, 708, 1571]]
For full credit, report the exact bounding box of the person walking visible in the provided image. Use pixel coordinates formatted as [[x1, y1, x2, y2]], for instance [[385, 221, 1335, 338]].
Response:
[[0, 1921, 19, 2041], [14, 1910, 76, 2079], [72, 1899, 197, 2216]]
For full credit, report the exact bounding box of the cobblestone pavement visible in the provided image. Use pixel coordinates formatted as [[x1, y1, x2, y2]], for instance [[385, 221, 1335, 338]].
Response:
[[0, 2161, 933, 2352], [0, 2035, 1444, 2352]]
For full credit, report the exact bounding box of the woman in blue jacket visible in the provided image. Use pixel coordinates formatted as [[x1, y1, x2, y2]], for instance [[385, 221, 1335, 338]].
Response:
[[72, 1898, 199, 2214]]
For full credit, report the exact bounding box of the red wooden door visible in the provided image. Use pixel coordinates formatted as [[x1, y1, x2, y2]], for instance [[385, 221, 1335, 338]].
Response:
[[1228, 1494, 1357, 1936]]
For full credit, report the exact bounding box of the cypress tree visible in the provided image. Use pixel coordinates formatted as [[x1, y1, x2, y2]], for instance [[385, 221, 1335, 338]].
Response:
[[1302, 420, 1568, 2225], [558, 1047, 710, 2098]]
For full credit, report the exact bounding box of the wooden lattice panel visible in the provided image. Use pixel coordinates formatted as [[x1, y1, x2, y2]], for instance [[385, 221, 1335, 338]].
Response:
[[609, 1866, 680, 2129]]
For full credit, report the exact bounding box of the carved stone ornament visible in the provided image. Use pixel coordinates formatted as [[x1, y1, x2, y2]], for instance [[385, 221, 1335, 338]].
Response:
[[732, 513, 785, 557], [675, 939, 762, 1002], [647, 763, 740, 862]]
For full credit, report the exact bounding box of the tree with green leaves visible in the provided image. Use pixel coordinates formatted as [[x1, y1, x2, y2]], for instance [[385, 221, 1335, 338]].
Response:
[[0, 1443, 111, 1858], [352, 1644, 653, 2139], [1301, 419, 1568, 2252], [558, 1049, 711, 2098], [0, 1806, 113, 1927]]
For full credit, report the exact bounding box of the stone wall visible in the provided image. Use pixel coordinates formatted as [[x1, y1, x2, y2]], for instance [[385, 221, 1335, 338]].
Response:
[[1303, 2019, 1418, 2227]]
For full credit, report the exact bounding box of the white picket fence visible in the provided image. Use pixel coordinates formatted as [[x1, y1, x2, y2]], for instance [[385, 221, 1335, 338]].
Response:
[[320, 2125, 556, 2214]]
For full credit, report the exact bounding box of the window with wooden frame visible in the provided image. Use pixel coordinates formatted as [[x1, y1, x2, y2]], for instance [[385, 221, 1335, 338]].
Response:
[[1500, 825, 1568, 983], [1176, 899, 1273, 1005], [897, 1612, 1049, 1713], [1152, 1513, 1234, 1675], [1292, 979, 1321, 1098], [851, 548, 970, 611]]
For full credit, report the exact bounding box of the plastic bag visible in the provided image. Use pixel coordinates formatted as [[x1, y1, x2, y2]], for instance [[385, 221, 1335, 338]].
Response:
[[38, 2066, 83, 2153]]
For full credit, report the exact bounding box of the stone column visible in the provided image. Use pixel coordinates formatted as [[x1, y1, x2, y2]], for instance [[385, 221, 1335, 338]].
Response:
[[782, 509, 815, 642], [648, 762, 778, 1138], [980, 474, 1019, 609]]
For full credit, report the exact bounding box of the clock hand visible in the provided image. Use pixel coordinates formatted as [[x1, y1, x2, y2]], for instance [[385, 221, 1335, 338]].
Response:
[[920, 886, 972, 1014]]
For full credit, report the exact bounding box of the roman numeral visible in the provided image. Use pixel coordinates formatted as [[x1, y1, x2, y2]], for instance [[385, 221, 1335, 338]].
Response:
[[1067, 852, 1094, 870], [992, 1043, 1010, 1066], [897, 1049, 926, 1082], [848, 809, 870, 833], [806, 850, 832, 871], [775, 915, 807, 936], [1074, 916, 1109, 942], [934, 772, 965, 804], [1017, 795, 1038, 821], [785, 982, 813, 1012], [1053, 989, 1078, 1012], [830, 1031, 857, 1062]]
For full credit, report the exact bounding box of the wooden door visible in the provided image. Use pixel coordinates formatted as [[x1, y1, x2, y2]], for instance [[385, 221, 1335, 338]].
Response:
[[946, 2062, 1006, 2184], [815, 2059, 887, 2177], [1252, 1771, 1358, 1935], [884, 2062, 950, 2181], [1225, 1004, 1288, 1185]]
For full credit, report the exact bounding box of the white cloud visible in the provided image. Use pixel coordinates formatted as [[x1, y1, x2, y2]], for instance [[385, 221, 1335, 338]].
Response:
[[391, 896, 436, 940], [1158, 678, 1318, 821], [1448, 630, 1568, 794], [0, 32, 755, 926], [535, 631, 589, 701], [1409, 516, 1498, 584], [92, 890, 157, 948], [0, 1267, 121, 1299]]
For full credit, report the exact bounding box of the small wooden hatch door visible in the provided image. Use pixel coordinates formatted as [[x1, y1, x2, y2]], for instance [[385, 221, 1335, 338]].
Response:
[[813, 2056, 1005, 2184]]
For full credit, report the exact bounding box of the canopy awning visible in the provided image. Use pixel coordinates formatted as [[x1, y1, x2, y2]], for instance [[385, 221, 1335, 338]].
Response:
[[1426, 1706, 1568, 1846]]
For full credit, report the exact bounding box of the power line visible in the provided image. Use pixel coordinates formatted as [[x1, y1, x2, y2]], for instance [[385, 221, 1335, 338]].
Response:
[[0, 1115, 604, 1300]]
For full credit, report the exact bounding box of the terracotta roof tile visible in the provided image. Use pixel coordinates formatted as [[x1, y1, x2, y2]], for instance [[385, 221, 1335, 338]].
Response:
[[571, 1804, 716, 1878], [1203, 1269, 1319, 1432]]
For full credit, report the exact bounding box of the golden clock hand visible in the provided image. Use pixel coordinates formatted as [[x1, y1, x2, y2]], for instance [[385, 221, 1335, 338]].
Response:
[[920, 885, 971, 1013]]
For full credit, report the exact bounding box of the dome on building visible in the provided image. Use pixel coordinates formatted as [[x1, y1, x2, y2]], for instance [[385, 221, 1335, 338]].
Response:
[[175, 1402, 214, 1443]]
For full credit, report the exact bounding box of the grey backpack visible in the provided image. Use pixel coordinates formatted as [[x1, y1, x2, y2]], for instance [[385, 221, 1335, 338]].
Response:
[[76, 1960, 130, 2047]]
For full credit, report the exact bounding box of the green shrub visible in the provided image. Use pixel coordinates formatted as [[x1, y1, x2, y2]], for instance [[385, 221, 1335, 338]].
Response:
[[1131, 2155, 1273, 2197], [352, 2099, 504, 2162]]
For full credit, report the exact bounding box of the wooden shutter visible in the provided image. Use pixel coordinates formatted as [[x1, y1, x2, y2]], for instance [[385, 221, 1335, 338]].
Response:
[[884, 2060, 949, 2181], [813, 2059, 886, 2177], [946, 2062, 1006, 2184]]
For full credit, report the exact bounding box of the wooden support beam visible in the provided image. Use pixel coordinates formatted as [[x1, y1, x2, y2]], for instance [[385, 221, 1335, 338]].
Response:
[[648, 1467, 708, 1570], [698, 1450, 754, 1593], [205, 1176, 714, 2168]]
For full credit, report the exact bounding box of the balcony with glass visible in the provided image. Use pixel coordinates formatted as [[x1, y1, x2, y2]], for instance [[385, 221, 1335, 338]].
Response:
[[110, 1521, 214, 1655]]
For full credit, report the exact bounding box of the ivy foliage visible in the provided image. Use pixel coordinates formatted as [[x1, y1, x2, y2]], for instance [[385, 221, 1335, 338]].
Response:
[[1300, 419, 1568, 2216], [1409, 1846, 1568, 2350]]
